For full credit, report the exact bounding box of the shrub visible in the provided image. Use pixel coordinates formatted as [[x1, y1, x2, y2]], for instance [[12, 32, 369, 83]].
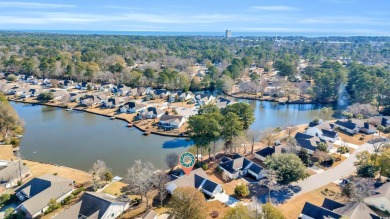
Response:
[[37, 92, 54, 102], [6, 74, 17, 82], [234, 184, 250, 198], [10, 138, 20, 146], [44, 199, 61, 214], [71, 187, 84, 196], [4, 207, 15, 218], [202, 164, 208, 170], [61, 194, 74, 205], [337, 146, 350, 154], [0, 194, 11, 206]]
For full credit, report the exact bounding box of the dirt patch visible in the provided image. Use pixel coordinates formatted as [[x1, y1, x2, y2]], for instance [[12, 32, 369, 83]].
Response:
[[206, 201, 231, 219], [0, 145, 17, 160], [103, 181, 128, 197]]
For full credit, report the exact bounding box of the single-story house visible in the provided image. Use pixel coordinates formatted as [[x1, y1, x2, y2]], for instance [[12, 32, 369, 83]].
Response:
[[365, 182, 390, 213], [369, 116, 390, 128], [255, 147, 275, 161], [216, 97, 235, 108], [158, 115, 186, 129], [194, 94, 215, 106], [99, 82, 115, 92], [69, 93, 84, 102], [300, 198, 380, 219], [294, 132, 333, 154], [126, 88, 139, 97], [53, 192, 129, 219], [80, 94, 105, 106], [305, 121, 338, 143], [102, 97, 125, 108], [0, 160, 30, 189], [168, 92, 178, 102], [333, 119, 376, 135], [178, 91, 193, 102], [166, 168, 222, 198], [140, 107, 165, 119], [120, 102, 148, 113], [11, 87, 29, 96], [61, 80, 74, 89], [154, 89, 170, 99], [219, 156, 264, 180], [116, 85, 131, 96], [15, 174, 74, 219]]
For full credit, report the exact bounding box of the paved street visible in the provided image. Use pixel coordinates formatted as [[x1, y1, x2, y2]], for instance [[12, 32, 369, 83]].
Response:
[[292, 142, 374, 197]]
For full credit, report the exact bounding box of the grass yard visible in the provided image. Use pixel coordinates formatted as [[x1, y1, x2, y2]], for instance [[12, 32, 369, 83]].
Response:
[[278, 183, 346, 219], [103, 181, 128, 197], [206, 201, 231, 219], [0, 145, 17, 160], [338, 132, 372, 145]]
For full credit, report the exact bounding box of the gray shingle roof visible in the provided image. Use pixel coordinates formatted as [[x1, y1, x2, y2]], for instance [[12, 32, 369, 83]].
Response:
[[0, 160, 29, 183], [301, 202, 342, 219]]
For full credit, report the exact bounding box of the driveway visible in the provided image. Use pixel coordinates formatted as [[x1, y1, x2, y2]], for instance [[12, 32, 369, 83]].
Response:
[[292, 142, 374, 197], [213, 193, 240, 207], [334, 140, 359, 149]]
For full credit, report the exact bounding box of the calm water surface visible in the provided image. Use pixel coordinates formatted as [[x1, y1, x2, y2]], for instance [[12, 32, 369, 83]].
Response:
[[12, 100, 340, 176]]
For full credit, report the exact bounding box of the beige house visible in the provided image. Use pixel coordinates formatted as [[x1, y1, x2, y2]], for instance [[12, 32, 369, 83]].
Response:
[[365, 182, 390, 213]]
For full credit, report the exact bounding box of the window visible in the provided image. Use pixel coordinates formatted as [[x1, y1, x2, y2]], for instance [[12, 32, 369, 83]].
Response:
[[111, 213, 115, 217]]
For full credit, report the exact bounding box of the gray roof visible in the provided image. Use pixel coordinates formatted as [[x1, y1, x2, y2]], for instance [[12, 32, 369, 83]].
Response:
[[301, 202, 342, 219], [16, 174, 73, 215], [170, 168, 220, 194], [333, 201, 380, 219], [54, 192, 127, 219], [220, 157, 262, 174], [143, 210, 157, 219], [159, 115, 184, 122], [295, 132, 331, 151], [0, 160, 29, 183]]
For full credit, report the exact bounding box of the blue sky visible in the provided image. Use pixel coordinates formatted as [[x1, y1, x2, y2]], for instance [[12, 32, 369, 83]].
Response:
[[0, 0, 389, 35]]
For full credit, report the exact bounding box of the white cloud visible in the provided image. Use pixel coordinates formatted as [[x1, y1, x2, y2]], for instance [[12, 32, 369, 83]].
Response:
[[299, 16, 390, 26], [251, 6, 298, 11], [0, 2, 75, 8]]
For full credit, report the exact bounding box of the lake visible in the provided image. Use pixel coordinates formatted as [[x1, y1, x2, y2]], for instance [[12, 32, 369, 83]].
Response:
[[12, 100, 340, 176]]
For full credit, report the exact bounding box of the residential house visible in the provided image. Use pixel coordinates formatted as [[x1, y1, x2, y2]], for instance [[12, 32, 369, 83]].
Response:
[[300, 198, 380, 219], [168, 92, 178, 102], [178, 91, 193, 102], [158, 115, 186, 129], [15, 174, 74, 218], [120, 102, 148, 113], [126, 88, 139, 97], [80, 94, 105, 106], [102, 97, 125, 108], [62, 80, 74, 89], [194, 94, 215, 106], [365, 182, 390, 212], [51, 90, 68, 100], [28, 89, 40, 97], [11, 87, 29, 96], [305, 121, 339, 142], [334, 119, 376, 135], [294, 132, 333, 154], [53, 192, 129, 219], [140, 107, 165, 119], [219, 156, 264, 180], [115, 85, 131, 96], [0, 160, 30, 189], [154, 89, 170, 99], [255, 147, 275, 161], [166, 168, 222, 198], [216, 97, 235, 108], [99, 82, 115, 92], [69, 93, 84, 102], [142, 210, 157, 219], [369, 116, 390, 128]]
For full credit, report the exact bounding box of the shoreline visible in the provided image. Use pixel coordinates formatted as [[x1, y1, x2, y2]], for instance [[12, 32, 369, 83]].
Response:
[[10, 98, 189, 138], [223, 91, 333, 105]]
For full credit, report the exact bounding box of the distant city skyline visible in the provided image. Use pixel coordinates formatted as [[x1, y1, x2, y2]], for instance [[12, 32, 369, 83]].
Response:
[[0, 0, 389, 36]]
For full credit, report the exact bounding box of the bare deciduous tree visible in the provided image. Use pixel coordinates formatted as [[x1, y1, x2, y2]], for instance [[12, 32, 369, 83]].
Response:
[[285, 124, 297, 137], [154, 171, 170, 206], [341, 177, 375, 201], [347, 103, 378, 118], [89, 160, 110, 191], [165, 153, 179, 172], [246, 129, 261, 155], [260, 128, 276, 147], [126, 160, 156, 208]]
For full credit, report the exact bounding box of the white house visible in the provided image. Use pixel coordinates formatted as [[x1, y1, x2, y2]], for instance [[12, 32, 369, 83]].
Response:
[[53, 192, 130, 219], [158, 115, 186, 129], [166, 168, 222, 198], [255, 147, 275, 161], [305, 121, 339, 143], [365, 182, 390, 213], [294, 132, 333, 154], [333, 119, 376, 135], [140, 107, 165, 119], [219, 156, 264, 180], [15, 175, 74, 218], [194, 94, 215, 106]]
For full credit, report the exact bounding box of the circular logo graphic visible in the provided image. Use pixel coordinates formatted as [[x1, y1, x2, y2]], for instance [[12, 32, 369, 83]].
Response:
[[179, 152, 195, 168]]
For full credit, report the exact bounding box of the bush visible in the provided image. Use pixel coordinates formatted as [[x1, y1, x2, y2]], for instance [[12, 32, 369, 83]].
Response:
[[37, 92, 54, 102], [10, 138, 20, 146], [71, 187, 84, 196], [61, 194, 74, 205], [0, 194, 11, 206], [337, 146, 350, 154], [6, 74, 17, 82], [234, 184, 250, 198], [4, 207, 15, 218], [202, 164, 208, 170], [44, 199, 61, 215]]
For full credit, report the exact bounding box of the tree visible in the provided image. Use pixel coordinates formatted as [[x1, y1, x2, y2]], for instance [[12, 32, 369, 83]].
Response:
[[260, 128, 275, 147], [6, 74, 17, 82], [169, 187, 207, 219], [246, 129, 261, 155], [37, 92, 54, 102], [0, 98, 22, 142], [89, 160, 111, 191], [377, 149, 390, 178], [126, 160, 156, 207], [224, 203, 252, 219], [341, 177, 375, 201], [261, 202, 285, 219], [198, 104, 219, 115], [285, 125, 297, 138], [265, 153, 309, 184], [317, 142, 328, 152], [347, 103, 378, 118], [357, 164, 377, 178], [221, 102, 255, 129], [234, 184, 250, 198], [154, 171, 169, 206], [221, 112, 243, 152], [165, 153, 179, 172]]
